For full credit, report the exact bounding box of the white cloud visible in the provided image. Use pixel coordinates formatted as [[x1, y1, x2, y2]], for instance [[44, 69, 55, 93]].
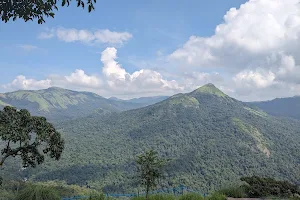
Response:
[[65, 69, 101, 87], [2, 75, 52, 90], [1, 48, 183, 98], [19, 45, 39, 51], [168, 0, 300, 100], [39, 28, 132, 45], [100, 47, 183, 96]]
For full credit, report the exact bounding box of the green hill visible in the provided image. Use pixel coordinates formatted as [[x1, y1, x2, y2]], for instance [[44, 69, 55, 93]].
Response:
[[2, 84, 300, 194], [0, 87, 151, 121], [250, 96, 300, 120], [10, 83, 297, 194]]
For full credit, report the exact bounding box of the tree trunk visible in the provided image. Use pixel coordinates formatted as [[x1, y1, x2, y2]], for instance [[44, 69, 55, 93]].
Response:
[[146, 184, 150, 200]]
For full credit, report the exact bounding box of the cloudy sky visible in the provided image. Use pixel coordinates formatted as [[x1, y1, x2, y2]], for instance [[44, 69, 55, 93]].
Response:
[[1, 0, 300, 101]]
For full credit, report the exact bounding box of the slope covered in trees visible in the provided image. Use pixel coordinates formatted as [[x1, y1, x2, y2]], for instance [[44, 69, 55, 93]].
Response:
[[0, 87, 155, 121], [3, 84, 300, 194], [250, 96, 300, 120]]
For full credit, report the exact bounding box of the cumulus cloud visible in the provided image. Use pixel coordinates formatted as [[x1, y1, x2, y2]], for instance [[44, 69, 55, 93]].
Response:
[[39, 28, 133, 45], [2, 75, 52, 90], [100, 47, 183, 96], [1, 48, 184, 98], [168, 0, 300, 100]]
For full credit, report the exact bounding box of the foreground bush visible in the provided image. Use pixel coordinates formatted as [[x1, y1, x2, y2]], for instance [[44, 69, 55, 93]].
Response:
[[179, 193, 204, 200], [241, 176, 300, 198], [132, 194, 175, 200], [206, 193, 226, 200], [218, 186, 245, 198], [15, 184, 60, 200]]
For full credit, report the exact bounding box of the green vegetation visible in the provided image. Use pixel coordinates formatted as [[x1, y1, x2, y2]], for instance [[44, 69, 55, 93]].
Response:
[[250, 96, 300, 120], [0, 87, 157, 121], [192, 83, 226, 97], [0, 106, 64, 167], [241, 176, 300, 198], [179, 193, 204, 200], [136, 150, 168, 200], [1, 0, 96, 24], [15, 184, 60, 200], [2, 84, 300, 195]]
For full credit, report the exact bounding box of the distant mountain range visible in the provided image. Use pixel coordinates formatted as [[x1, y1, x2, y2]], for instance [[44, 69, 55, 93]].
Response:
[[2, 86, 300, 121], [7, 83, 299, 194], [0, 87, 167, 121], [250, 96, 300, 119]]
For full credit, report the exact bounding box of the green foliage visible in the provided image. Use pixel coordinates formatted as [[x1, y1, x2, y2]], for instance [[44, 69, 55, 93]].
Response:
[[0, 106, 64, 167], [132, 194, 175, 200], [217, 186, 245, 198], [250, 96, 300, 120], [192, 83, 227, 97], [88, 192, 107, 200], [1, 0, 96, 24], [136, 150, 168, 199], [241, 176, 300, 198], [0, 87, 158, 121], [15, 184, 60, 200], [178, 193, 204, 200], [3, 84, 300, 194], [206, 193, 226, 200]]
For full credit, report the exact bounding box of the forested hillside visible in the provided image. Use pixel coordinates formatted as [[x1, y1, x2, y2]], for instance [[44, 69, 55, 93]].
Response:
[[0, 87, 154, 121], [10, 84, 300, 194], [250, 96, 300, 120]]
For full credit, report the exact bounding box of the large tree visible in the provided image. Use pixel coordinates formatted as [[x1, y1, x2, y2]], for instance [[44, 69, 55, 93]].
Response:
[[0, 106, 64, 168], [136, 150, 168, 200], [0, 0, 96, 24]]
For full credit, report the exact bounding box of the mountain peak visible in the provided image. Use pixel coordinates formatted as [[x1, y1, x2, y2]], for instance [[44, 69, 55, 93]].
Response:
[[192, 83, 226, 97]]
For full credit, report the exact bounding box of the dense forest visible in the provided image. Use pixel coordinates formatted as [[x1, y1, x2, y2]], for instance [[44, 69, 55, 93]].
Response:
[[2, 84, 300, 194]]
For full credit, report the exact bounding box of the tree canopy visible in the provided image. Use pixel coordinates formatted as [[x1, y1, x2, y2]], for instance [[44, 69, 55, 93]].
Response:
[[0, 0, 96, 24], [0, 106, 64, 167], [136, 150, 168, 200]]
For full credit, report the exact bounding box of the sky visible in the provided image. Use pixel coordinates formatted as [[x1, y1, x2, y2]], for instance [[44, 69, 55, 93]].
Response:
[[1, 0, 300, 101]]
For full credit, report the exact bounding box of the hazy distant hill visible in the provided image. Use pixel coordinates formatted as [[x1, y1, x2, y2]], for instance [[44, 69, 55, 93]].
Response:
[[0, 87, 151, 121], [109, 96, 169, 106], [250, 96, 300, 120], [20, 84, 300, 193]]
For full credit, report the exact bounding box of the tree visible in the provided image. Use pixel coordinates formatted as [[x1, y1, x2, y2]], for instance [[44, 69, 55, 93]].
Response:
[[0, 106, 64, 168], [136, 150, 168, 200], [1, 0, 96, 24]]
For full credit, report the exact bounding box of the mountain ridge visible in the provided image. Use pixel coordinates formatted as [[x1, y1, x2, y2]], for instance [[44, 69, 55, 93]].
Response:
[[12, 83, 299, 194]]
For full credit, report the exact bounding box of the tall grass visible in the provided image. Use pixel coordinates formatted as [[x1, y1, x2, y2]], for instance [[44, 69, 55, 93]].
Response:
[[15, 184, 60, 200], [178, 193, 204, 200], [132, 194, 176, 200], [217, 186, 245, 198]]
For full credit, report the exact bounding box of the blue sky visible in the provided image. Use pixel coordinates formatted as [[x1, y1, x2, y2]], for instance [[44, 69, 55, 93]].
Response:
[[1, 0, 300, 101]]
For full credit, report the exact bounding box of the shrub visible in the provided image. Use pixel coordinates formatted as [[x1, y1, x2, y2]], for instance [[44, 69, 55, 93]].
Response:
[[218, 186, 245, 198], [15, 184, 60, 200], [88, 192, 107, 200], [179, 193, 204, 200], [241, 176, 300, 198], [132, 194, 175, 200], [206, 193, 226, 200]]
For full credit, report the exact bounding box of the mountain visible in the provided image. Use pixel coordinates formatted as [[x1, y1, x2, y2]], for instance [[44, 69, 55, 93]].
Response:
[[250, 96, 300, 120], [0, 87, 150, 121], [15, 83, 300, 194], [109, 96, 169, 106]]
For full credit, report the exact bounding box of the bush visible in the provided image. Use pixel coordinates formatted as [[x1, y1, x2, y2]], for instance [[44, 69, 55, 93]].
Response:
[[132, 194, 175, 200], [218, 186, 245, 198], [88, 192, 107, 200], [206, 193, 226, 200], [179, 193, 204, 200], [15, 184, 60, 200], [241, 176, 300, 198]]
